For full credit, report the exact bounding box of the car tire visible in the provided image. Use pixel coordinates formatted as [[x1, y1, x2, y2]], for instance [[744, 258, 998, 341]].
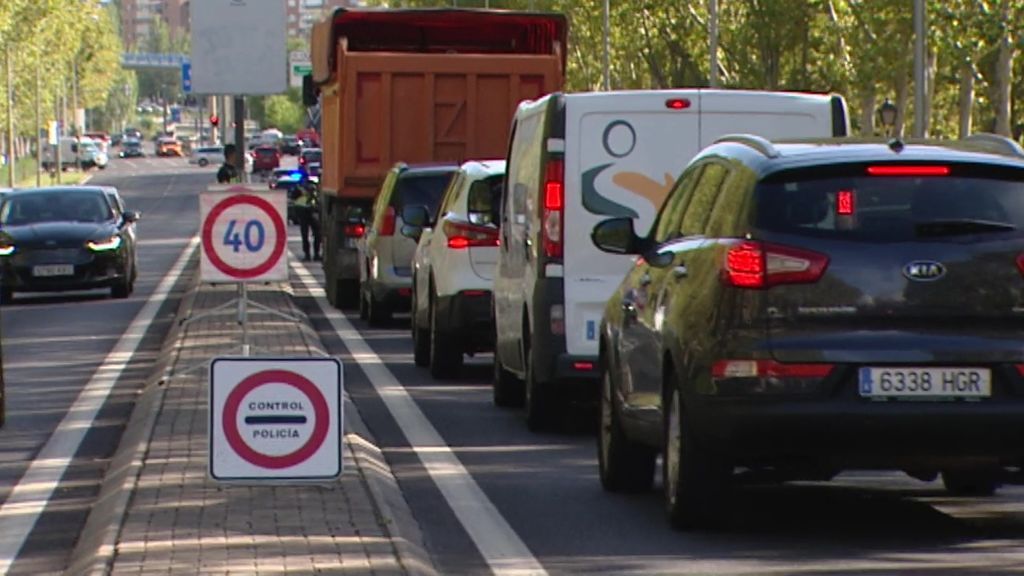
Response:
[[336, 279, 359, 310], [429, 295, 462, 379], [412, 289, 430, 367], [664, 383, 730, 531], [111, 274, 131, 299], [367, 288, 392, 327], [493, 350, 524, 408], [525, 345, 557, 432], [941, 469, 1000, 497], [198, 158, 209, 167], [599, 365, 656, 492]]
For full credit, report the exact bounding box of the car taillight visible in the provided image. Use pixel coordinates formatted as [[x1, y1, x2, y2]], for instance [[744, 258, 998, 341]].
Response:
[[712, 360, 833, 379], [343, 223, 365, 238], [1016, 254, 1024, 278], [543, 158, 564, 261], [379, 207, 396, 236], [723, 241, 828, 289], [444, 220, 498, 249]]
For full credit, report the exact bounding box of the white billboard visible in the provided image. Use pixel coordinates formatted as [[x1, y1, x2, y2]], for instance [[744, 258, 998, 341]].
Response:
[[190, 0, 287, 95]]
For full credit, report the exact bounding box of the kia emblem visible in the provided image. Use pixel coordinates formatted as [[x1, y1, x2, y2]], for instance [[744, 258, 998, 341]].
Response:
[[903, 260, 946, 282]]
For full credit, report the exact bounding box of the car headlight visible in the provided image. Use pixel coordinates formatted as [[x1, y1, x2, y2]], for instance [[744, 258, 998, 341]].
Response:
[[0, 243, 14, 256], [86, 236, 122, 251]]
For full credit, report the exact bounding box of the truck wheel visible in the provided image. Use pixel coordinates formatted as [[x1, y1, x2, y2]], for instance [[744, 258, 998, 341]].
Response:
[[429, 295, 462, 379], [492, 351, 523, 407], [664, 383, 730, 530], [335, 279, 359, 310], [941, 469, 1000, 496], [367, 290, 392, 327], [599, 367, 656, 492], [525, 345, 557, 432]]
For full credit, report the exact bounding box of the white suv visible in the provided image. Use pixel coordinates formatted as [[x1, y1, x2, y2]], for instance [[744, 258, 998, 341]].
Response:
[[403, 160, 503, 379]]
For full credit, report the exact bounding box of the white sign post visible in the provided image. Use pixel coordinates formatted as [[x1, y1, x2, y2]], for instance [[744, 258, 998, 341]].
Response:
[[210, 357, 343, 482]]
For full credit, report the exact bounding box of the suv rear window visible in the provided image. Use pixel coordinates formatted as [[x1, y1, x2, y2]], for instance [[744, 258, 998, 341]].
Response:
[[467, 175, 503, 225], [756, 172, 1024, 242], [391, 173, 453, 213]]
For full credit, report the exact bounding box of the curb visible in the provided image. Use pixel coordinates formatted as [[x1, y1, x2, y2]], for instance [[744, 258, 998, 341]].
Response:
[[64, 266, 200, 576]]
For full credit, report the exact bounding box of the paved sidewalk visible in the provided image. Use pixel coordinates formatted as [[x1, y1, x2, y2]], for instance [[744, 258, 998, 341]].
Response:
[[70, 278, 431, 575]]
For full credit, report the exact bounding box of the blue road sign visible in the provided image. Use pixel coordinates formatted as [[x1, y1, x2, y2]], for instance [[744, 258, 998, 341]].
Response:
[[171, 107, 182, 123], [182, 63, 192, 93]]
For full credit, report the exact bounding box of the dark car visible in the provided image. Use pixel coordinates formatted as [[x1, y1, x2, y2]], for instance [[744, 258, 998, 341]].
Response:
[[281, 136, 302, 156], [0, 187, 140, 303], [592, 133, 1024, 530], [119, 139, 144, 158], [298, 147, 321, 170], [251, 146, 281, 174]]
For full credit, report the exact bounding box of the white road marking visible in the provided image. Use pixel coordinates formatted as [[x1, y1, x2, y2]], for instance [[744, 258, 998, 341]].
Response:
[[0, 236, 199, 574], [291, 260, 547, 576]]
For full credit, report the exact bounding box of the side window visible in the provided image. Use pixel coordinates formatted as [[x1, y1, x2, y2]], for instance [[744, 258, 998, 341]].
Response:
[[507, 113, 541, 225], [373, 170, 397, 228], [679, 163, 729, 237], [705, 164, 756, 238], [106, 194, 123, 218], [438, 172, 465, 218], [653, 165, 704, 243]]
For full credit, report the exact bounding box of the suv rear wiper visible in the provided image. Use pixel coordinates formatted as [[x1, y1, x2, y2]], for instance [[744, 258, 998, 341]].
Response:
[[915, 219, 1016, 237]]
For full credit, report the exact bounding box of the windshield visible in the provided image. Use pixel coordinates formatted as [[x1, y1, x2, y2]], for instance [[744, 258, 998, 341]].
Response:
[[0, 191, 113, 225], [755, 174, 1024, 242]]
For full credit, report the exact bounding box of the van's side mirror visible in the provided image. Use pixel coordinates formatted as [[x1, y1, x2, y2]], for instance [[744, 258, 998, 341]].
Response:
[[592, 217, 641, 254], [401, 204, 430, 228]]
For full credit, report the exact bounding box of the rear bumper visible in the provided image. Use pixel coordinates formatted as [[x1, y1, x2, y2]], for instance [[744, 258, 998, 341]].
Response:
[[435, 291, 495, 352], [691, 397, 1024, 467]]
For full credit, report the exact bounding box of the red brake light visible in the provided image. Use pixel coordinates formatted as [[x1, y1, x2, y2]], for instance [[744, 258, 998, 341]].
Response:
[[573, 361, 595, 371], [665, 98, 691, 110], [343, 223, 365, 238], [379, 207, 396, 236], [867, 165, 950, 177], [712, 360, 833, 379], [444, 220, 498, 249], [723, 241, 829, 289], [837, 189, 855, 215], [543, 158, 564, 260], [1016, 254, 1024, 278]]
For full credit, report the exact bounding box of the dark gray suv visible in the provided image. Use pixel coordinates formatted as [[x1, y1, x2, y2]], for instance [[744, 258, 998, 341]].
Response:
[[592, 134, 1024, 530]]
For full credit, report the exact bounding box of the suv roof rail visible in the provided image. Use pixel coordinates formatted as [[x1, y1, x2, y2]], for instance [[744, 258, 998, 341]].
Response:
[[714, 134, 780, 158], [962, 133, 1024, 158]]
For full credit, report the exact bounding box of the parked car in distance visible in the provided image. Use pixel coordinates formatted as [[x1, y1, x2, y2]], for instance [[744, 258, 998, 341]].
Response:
[[358, 163, 457, 326], [119, 139, 144, 158], [156, 137, 183, 157], [251, 146, 281, 174], [84, 132, 110, 154], [593, 133, 1024, 530], [43, 137, 108, 171], [190, 145, 224, 167], [281, 136, 302, 156], [403, 160, 504, 378], [493, 89, 850, 432], [0, 186, 140, 303]]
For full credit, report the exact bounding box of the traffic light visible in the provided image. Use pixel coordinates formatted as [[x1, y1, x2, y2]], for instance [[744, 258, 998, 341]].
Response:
[[209, 114, 219, 127]]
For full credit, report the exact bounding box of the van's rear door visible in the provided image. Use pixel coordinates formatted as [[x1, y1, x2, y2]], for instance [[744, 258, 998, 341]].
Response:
[[563, 91, 701, 357], [698, 90, 836, 146]]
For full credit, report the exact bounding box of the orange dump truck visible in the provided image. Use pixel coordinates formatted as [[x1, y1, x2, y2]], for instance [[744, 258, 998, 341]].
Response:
[[309, 8, 567, 307]]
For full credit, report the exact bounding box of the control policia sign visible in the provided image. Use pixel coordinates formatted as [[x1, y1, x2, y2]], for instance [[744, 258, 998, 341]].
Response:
[[210, 357, 343, 481]]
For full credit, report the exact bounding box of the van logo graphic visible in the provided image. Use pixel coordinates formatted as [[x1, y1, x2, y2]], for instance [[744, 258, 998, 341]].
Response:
[[903, 260, 946, 282], [582, 119, 675, 218]]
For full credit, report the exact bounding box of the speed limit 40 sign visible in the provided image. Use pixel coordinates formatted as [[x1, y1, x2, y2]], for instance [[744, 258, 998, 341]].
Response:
[[200, 186, 288, 282]]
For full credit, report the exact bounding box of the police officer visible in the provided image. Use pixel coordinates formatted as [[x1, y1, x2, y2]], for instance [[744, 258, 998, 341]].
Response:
[[294, 177, 321, 261], [216, 143, 239, 184]]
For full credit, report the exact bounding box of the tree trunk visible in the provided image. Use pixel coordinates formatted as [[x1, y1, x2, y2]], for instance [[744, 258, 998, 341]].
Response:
[[894, 73, 909, 138], [994, 32, 1013, 136], [859, 91, 876, 136], [958, 61, 975, 138], [922, 48, 937, 137]]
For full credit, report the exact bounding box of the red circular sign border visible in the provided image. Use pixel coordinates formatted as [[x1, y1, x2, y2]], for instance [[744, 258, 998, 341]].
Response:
[[202, 193, 287, 279], [222, 369, 330, 469]]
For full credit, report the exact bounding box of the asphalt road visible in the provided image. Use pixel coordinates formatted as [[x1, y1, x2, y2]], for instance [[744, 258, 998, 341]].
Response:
[[294, 250, 1024, 575], [0, 153, 209, 575]]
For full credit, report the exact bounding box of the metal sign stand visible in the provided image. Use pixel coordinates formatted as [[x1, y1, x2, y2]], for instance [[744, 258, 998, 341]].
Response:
[[171, 281, 304, 378]]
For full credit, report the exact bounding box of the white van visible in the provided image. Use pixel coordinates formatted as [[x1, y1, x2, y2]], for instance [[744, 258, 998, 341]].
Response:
[[493, 89, 849, 430], [42, 136, 108, 171]]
